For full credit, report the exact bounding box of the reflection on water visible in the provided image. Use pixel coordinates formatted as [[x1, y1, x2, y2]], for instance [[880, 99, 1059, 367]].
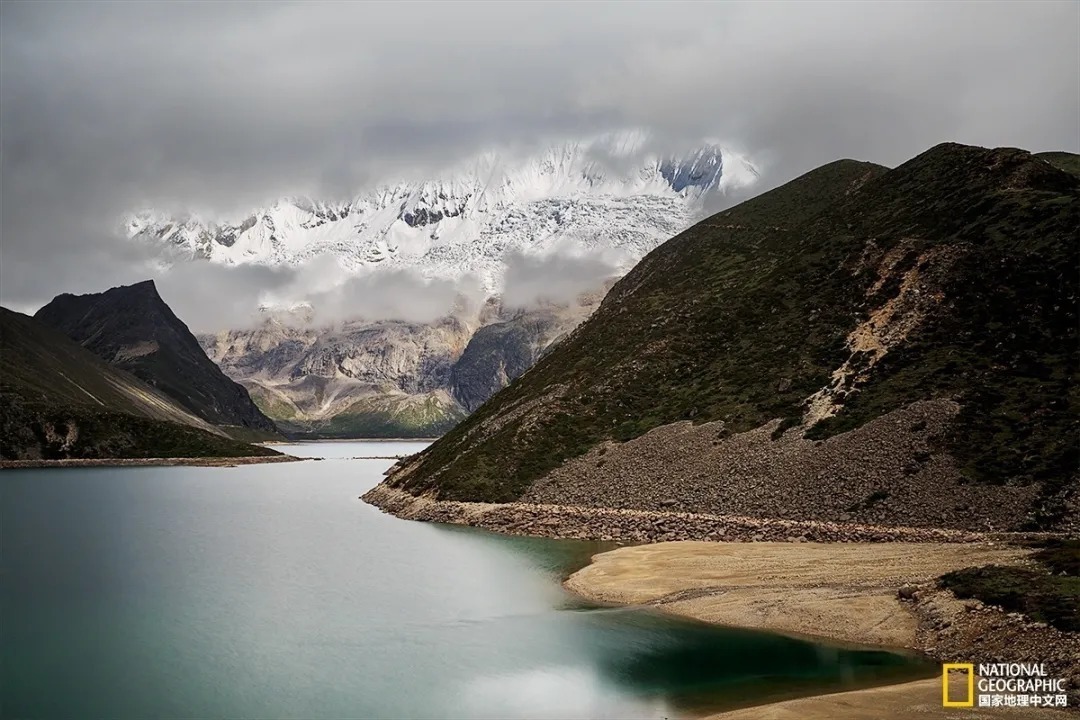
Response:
[[587, 610, 926, 716], [1, 442, 933, 719]]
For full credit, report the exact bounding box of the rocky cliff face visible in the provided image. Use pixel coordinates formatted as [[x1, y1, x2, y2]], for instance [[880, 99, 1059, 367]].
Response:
[[372, 145, 1079, 533], [34, 281, 280, 439], [200, 295, 601, 437], [450, 302, 597, 412]]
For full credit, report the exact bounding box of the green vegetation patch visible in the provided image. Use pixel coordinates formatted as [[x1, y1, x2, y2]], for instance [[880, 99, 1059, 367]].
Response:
[[1036, 151, 1080, 178], [939, 540, 1080, 632], [282, 395, 468, 439], [1031, 538, 1080, 576], [251, 393, 299, 421]]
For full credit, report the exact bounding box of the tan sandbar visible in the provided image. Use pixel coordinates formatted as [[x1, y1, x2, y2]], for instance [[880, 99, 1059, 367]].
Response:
[[564, 541, 1027, 648]]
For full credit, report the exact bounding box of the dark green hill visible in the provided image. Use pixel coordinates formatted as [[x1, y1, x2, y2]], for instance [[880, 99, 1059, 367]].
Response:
[[376, 144, 1078, 532], [1036, 151, 1080, 177], [0, 307, 279, 460], [35, 280, 280, 440]]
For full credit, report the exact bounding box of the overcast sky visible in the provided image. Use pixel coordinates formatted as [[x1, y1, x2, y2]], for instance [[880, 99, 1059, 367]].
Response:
[[1, 0, 1077, 329]]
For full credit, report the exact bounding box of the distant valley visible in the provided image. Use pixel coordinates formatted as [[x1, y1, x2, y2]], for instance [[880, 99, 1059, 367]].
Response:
[[199, 293, 603, 438]]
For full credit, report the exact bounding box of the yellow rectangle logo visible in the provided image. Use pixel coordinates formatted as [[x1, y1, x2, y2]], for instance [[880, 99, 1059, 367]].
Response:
[[943, 663, 975, 707]]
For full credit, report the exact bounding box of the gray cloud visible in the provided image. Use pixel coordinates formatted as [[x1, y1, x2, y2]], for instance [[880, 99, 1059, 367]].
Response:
[[152, 257, 486, 332], [2, 1, 1077, 325], [153, 262, 297, 333], [501, 247, 625, 310], [300, 265, 486, 328]]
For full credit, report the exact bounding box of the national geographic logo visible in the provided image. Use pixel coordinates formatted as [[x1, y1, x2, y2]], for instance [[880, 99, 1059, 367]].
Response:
[[942, 664, 975, 707], [943, 663, 1070, 709]]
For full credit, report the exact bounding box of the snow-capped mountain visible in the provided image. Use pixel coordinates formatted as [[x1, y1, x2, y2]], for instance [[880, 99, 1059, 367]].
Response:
[[127, 132, 758, 289]]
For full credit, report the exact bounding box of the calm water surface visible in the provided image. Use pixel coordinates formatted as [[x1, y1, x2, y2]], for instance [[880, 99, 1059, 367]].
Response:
[[2, 441, 933, 719]]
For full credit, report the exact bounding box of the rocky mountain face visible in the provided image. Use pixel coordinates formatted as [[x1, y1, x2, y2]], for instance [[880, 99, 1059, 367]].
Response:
[[127, 133, 758, 288], [200, 295, 601, 437], [372, 145, 1079, 533], [34, 281, 280, 440], [0, 307, 278, 460]]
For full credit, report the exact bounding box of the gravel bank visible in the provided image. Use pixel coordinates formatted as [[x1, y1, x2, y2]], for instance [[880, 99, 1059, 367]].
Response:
[[519, 400, 1070, 532], [362, 484, 1052, 544]]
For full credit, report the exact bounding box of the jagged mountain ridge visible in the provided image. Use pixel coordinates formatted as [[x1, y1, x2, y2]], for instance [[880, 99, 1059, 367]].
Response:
[[127, 134, 758, 287], [0, 307, 278, 460], [371, 144, 1079, 533], [34, 281, 280, 440], [199, 296, 600, 438]]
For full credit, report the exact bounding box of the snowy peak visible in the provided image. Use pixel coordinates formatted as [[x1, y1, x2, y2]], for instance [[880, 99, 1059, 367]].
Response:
[[127, 133, 758, 287]]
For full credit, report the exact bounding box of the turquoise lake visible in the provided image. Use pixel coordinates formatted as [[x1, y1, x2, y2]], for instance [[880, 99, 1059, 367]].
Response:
[[1, 441, 933, 719]]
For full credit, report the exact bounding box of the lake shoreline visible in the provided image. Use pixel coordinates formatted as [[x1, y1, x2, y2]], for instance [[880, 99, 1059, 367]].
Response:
[[361, 484, 1061, 544], [363, 485, 1080, 716], [562, 541, 1078, 701], [0, 454, 302, 470]]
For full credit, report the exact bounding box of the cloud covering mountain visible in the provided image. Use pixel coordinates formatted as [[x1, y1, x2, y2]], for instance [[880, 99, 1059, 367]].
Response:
[[2, 1, 1077, 325]]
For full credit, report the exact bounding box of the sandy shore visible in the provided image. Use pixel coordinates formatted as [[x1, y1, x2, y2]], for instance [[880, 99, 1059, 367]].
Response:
[[0, 454, 302, 469], [564, 541, 1024, 647], [565, 541, 1077, 718], [710, 675, 1068, 719]]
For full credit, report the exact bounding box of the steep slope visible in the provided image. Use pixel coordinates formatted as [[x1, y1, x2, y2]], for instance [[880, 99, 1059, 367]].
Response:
[[0, 308, 279, 460], [34, 281, 280, 439], [200, 296, 599, 437], [127, 134, 758, 288], [373, 144, 1078, 532]]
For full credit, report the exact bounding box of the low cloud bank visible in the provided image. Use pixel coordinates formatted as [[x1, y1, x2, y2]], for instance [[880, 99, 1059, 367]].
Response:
[[146, 240, 623, 332], [500, 246, 626, 310]]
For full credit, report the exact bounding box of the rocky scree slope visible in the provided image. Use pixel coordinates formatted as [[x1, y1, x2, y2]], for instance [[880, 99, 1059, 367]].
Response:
[[200, 296, 599, 437], [376, 145, 1078, 532], [35, 280, 280, 440], [0, 308, 278, 460]]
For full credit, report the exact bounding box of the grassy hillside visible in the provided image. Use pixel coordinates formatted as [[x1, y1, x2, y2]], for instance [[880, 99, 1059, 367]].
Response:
[[0, 308, 279, 460], [383, 144, 1077, 530]]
